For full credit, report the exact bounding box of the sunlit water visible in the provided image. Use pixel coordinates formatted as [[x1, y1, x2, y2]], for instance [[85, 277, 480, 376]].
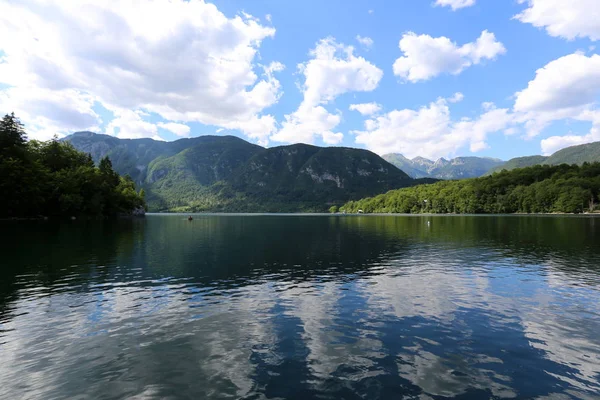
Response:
[[1, 215, 600, 399]]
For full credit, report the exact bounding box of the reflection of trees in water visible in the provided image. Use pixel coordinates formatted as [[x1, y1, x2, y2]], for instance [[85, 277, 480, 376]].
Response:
[[0, 219, 146, 314], [1, 215, 600, 398]]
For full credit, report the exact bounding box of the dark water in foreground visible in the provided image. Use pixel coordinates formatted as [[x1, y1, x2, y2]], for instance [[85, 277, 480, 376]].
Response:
[[1, 215, 600, 399]]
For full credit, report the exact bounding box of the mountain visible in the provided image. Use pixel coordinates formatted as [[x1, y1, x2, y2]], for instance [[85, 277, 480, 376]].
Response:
[[485, 155, 548, 175], [486, 141, 600, 175], [64, 132, 421, 212], [545, 142, 600, 165], [380, 154, 429, 178], [383, 153, 505, 179]]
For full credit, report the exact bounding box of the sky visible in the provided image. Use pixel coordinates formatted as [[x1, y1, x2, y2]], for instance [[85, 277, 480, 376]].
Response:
[[1, 0, 600, 161]]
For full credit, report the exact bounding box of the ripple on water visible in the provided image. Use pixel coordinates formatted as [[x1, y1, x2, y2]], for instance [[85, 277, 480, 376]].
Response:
[[1, 215, 600, 399]]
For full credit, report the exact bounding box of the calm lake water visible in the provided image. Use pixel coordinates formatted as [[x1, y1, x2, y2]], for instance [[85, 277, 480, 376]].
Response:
[[1, 215, 600, 399]]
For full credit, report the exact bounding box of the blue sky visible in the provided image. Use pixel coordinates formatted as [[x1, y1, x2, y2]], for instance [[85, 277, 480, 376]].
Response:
[[1, 0, 599, 160]]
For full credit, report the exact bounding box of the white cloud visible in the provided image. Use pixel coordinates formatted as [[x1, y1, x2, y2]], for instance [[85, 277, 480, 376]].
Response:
[[349, 102, 382, 116], [453, 104, 514, 152], [272, 38, 382, 145], [515, 53, 600, 113], [393, 30, 506, 82], [354, 96, 513, 159], [0, 0, 282, 142], [515, 0, 600, 41], [272, 104, 342, 145], [222, 114, 278, 146], [0, 87, 100, 140], [541, 126, 600, 155], [356, 35, 374, 48], [539, 109, 600, 154], [514, 53, 600, 137], [449, 92, 465, 103], [322, 131, 344, 145], [105, 108, 164, 141], [301, 38, 382, 106], [434, 0, 476, 11], [157, 122, 191, 137]]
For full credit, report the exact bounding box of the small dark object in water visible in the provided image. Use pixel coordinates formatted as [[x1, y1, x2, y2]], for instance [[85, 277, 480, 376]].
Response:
[[188, 216, 193, 221]]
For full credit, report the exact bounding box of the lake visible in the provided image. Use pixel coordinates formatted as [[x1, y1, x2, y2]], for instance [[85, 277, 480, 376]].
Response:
[[1, 215, 599, 399]]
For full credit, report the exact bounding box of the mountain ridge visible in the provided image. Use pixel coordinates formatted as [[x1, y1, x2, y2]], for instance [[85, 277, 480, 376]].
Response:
[[383, 153, 505, 179], [64, 132, 423, 212], [486, 142, 600, 175]]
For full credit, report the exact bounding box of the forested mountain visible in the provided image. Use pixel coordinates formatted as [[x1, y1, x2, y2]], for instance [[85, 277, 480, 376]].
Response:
[[486, 142, 600, 175], [382, 153, 505, 179], [485, 155, 548, 175], [341, 163, 600, 215], [0, 114, 146, 218], [545, 142, 600, 165], [65, 132, 427, 212]]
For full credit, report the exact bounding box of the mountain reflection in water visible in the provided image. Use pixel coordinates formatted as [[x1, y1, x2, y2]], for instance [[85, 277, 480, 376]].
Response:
[[0, 215, 599, 399]]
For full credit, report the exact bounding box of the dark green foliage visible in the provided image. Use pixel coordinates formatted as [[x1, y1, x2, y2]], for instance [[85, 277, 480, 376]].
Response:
[[383, 153, 505, 179], [341, 163, 600, 215], [0, 113, 28, 159], [0, 114, 146, 218]]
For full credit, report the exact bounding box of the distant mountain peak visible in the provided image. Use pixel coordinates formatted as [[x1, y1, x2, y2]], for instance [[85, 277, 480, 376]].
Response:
[[384, 153, 506, 180]]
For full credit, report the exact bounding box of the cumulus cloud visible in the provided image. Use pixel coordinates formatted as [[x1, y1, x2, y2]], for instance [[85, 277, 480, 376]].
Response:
[[514, 53, 600, 137], [105, 108, 164, 141], [539, 110, 600, 154], [448, 92, 465, 103], [515, 0, 600, 41], [356, 35, 374, 48], [393, 30, 505, 82], [434, 0, 476, 11], [0, 87, 100, 140], [515, 53, 600, 113], [0, 0, 282, 141], [272, 38, 383, 145], [349, 102, 382, 116], [157, 122, 191, 137], [272, 105, 343, 145], [541, 127, 600, 155], [354, 96, 514, 159]]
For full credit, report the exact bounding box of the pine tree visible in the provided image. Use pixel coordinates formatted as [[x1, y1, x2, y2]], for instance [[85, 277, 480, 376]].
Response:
[[0, 113, 28, 159]]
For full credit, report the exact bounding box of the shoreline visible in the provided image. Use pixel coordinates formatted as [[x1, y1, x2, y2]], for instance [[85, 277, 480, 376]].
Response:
[[145, 211, 600, 217]]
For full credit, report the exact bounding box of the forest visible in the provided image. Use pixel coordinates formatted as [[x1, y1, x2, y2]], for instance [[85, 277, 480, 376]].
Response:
[[0, 113, 146, 219], [339, 163, 600, 214]]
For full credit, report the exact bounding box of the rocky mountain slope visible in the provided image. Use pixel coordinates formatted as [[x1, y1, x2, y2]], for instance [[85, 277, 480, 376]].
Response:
[[65, 132, 424, 212], [383, 153, 505, 179]]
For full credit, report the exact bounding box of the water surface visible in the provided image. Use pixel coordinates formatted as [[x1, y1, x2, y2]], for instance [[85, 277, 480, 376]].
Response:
[[1, 215, 600, 399]]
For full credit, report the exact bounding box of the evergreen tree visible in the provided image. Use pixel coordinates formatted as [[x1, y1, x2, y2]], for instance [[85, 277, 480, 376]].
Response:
[[0, 113, 146, 218], [0, 113, 28, 160]]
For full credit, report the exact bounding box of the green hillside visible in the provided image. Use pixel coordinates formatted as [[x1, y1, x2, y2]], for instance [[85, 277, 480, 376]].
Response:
[[487, 142, 600, 175], [65, 132, 419, 212], [485, 155, 548, 175], [341, 163, 600, 215], [545, 142, 600, 165]]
